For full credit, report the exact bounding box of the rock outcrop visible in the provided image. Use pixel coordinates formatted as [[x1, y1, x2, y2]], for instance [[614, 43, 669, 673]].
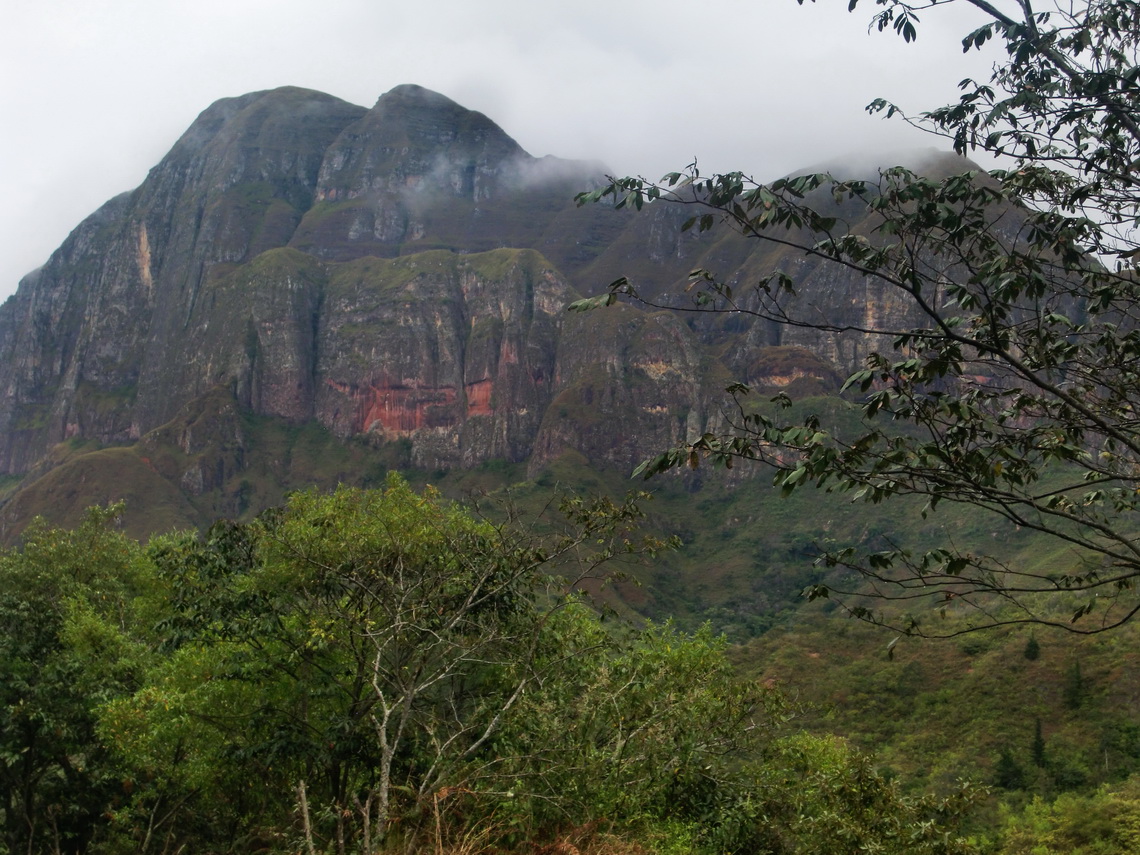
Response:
[[0, 83, 952, 533]]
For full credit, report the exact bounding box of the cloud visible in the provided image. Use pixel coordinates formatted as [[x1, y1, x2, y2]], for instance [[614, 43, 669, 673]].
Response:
[[0, 0, 999, 298]]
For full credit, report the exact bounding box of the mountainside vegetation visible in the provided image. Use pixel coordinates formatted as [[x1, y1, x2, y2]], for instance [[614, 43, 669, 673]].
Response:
[[1, 482, 988, 855], [2, 477, 1138, 854], [3, 1, 1140, 853]]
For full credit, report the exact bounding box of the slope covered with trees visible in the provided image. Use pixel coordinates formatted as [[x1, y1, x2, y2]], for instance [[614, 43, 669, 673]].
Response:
[[6, 1, 1140, 852], [0, 482, 983, 855]]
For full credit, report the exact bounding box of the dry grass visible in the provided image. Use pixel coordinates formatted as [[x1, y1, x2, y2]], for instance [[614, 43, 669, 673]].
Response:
[[429, 819, 655, 855], [528, 823, 653, 855]]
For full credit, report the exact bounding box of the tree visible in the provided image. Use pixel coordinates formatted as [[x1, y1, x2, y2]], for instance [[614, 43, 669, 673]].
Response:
[[998, 777, 1140, 855], [487, 619, 784, 843], [93, 481, 982, 854], [0, 506, 153, 855], [996, 747, 1028, 789], [103, 476, 672, 854], [1063, 659, 1086, 710], [1033, 717, 1048, 768], [574, 0, 1140, 635]]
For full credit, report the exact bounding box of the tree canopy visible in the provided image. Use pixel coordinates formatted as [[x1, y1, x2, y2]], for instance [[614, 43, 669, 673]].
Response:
[[0, 484, 983, 854], [574, 0, 1140, 635]]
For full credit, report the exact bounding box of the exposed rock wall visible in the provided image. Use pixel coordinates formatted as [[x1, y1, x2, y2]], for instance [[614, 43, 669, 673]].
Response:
[[0, 83, 949, 485]]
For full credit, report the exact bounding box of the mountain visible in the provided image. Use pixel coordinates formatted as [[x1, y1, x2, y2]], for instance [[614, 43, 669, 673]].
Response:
[[0, 83, 950, 540]]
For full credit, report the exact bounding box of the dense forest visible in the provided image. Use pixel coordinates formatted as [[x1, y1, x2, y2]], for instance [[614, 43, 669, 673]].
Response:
[[0, 479, 967, 855], [2, 476, 1139, 854]]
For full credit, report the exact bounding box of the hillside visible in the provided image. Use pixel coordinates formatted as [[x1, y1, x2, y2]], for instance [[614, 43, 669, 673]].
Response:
[[3, 82, 1140, 855], [0, 84, 960, 533]]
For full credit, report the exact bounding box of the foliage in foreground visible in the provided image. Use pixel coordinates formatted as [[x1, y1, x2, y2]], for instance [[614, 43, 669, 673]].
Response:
[[575, 0, 1140, 636], [996, 776, 1140, 855], [0, 481, 981, 855]]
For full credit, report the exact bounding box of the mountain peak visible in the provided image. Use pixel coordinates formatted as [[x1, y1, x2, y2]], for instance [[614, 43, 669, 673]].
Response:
[[169, 87, 364, 160], [374, 84, 464, 110], [309, 83, 528, 212], [362, 82, 520, 154]]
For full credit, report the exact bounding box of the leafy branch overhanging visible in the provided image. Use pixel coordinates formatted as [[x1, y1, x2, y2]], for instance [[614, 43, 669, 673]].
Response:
[[572, 0, 1140, 636]]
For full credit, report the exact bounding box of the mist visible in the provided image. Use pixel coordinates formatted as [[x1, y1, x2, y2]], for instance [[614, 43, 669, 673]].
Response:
[[0, 0, 999, 300]]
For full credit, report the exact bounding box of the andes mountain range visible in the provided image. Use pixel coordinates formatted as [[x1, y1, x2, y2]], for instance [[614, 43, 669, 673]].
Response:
[[0, 83, 943, 542], [9, 84, 1140, 825]]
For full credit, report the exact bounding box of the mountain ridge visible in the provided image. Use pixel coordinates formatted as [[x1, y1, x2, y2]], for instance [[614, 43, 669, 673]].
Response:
[[0, 83, 964, 539]]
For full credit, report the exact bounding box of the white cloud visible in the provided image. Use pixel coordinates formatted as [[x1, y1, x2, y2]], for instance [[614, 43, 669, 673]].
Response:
[[0, 0, 998, 298]]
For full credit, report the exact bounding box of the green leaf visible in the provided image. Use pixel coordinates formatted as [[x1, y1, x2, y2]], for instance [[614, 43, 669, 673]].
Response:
[[565, 294, 616, 312]]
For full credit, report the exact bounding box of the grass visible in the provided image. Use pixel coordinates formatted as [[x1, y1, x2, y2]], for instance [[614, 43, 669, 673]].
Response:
[[0, 446, 201, 540], [76, 381, 137, 416], [463, 247, 545, 283]]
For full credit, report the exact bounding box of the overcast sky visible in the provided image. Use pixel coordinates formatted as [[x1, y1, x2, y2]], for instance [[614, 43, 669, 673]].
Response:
[[0, 0, 999, 300]]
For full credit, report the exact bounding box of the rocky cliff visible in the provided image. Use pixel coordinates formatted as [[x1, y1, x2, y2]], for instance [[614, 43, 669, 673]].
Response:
[[0, 83, 941, 536]]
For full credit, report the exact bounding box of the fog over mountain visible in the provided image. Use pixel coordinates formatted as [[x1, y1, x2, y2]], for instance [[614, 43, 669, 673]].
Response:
[[1, 0, 1000, 299]]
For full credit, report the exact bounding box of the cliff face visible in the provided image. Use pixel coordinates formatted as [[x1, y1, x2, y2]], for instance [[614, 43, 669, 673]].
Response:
[[0, 87, 369, 471], [313, 248, 569, 467], [0, 83, 942, 532]]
